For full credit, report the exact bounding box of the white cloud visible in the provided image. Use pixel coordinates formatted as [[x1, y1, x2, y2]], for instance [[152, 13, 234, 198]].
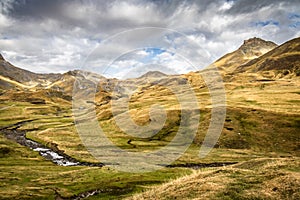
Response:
[[136, 50, 149, 56], [108, 1, 161, 24], [219, 1, 234, 11], [0, 13, 11, 28], [0, 0, 299, 76]]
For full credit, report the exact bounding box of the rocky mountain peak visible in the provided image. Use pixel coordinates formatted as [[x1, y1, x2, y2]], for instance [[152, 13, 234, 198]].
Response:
[[243, 37, 277, 46], [239, 37, 277, 51], [238, 37, 277, 58], [0, 54, 4, 61], [139, 71, 167, 79]]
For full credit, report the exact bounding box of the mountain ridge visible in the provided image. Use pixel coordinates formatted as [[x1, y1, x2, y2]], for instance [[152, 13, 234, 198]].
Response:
[[0, 36, 299, 93], [0, 55, 62, 89], [214, 37, 278, 73], [0, 37, 299, 199], [236, 37, 300, 74]]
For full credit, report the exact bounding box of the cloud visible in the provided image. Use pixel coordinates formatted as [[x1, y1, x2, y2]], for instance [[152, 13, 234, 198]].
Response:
[[0, 0, 299, 76]]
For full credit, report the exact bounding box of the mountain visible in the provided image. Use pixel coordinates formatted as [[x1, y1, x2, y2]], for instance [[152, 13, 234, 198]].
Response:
[[46, 70, 107, 95], [0, 54, 62, 89], [0, 54, 106, 95], [0, 35, 292, 93], [0, 37, 299, 199], [1, 36, 298, 100], [128, 157, 300, 200], [138, 71, 167, 79], [214, 37, 278, 73], [235, 37, 300, 76]]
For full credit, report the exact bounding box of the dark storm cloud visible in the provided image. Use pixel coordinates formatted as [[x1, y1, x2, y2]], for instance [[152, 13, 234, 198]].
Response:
[[4, 0, 168, 38], [226, 0, 300, 15], [150, 0, 217, 13], [6, 0, 218, 24], [5, 0, 102, 33], [6, 0, 68, 19]]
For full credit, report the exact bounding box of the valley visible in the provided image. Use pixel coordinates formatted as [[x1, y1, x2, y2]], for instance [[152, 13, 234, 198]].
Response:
[[0, 37, 299, 199]]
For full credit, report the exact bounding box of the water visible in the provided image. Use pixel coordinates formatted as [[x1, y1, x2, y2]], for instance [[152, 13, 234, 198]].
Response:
[[33, 147, 79, 166], [1, 128, 103, 167]]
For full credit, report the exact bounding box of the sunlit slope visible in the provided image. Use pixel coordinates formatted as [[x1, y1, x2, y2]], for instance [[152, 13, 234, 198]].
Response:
[[128, 158, 300, 200], [214, 37, 277, 73], [0, 37, 299, 199], [236, 37, 300, 76], [1, 37, 299, 163]]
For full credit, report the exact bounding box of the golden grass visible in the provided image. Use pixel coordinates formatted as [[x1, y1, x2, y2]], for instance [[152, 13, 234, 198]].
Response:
[[0, 50, 299, 199], [127, 158, 300, 200]]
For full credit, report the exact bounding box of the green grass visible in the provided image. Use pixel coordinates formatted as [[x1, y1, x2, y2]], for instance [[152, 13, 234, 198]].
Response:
[[287, 99, 300, 103], [214, 159, 300, 200], [2, 99, 297, 199], [215, 171, 264, 200], [1, 74, 300, 199], [0, 134, 191, 199], [128, 158, 300, 200]]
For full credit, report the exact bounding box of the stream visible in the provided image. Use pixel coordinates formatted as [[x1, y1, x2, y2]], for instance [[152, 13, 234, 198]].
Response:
[[1, 120, 238, 169], [0, 120, 238, 199], [1, 126, 237, 168], [0, 121, 103, 167]]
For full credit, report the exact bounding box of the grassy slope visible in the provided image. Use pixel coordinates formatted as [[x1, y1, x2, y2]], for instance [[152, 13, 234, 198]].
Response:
[[0, 134, 190, 199], [236, 37, 300, 74], [0, 75, 299, 199], [128, 158, 300, 200], [124, 38, 300, 199], [0, 38, 299, 199]]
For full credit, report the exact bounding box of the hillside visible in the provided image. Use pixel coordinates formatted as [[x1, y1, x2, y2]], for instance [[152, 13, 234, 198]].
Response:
[[0, 54, 107, 97], [0, 54, 62, 89], [0, 36, 299, 199], [214, 37, 278, 73], [128, 158, 300, 200], [125, 37, 300, 199], [236, 37, 300, 76], [138, 70, 168, 79]]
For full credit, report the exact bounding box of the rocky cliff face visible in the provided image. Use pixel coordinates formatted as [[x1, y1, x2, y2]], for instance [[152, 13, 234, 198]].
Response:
[[238, 37, 278, 59]]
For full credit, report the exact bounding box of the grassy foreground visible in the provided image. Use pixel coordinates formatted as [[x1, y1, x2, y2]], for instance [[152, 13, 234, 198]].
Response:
[[128, 158, 300, 200], [0, 134, 191, 199], [0, 72, 299, 199]]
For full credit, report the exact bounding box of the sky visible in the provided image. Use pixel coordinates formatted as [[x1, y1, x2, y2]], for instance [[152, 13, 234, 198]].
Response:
[[0, 0, 300, 78]]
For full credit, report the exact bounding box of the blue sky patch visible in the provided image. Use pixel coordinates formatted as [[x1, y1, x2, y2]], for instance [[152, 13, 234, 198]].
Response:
[[288, 13, 300, 29], [289, 21, 300, 28], [145, 47, 166, 56], [140, 47, 166, 63], [254, 20, 279, 27], [288, 13, 300, 20]]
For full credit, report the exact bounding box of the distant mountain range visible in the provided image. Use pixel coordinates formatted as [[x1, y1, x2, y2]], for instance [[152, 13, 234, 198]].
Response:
[[1, 37, 299, 93], [0, 36, 299, 115], [0, 36, 299, 199]]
